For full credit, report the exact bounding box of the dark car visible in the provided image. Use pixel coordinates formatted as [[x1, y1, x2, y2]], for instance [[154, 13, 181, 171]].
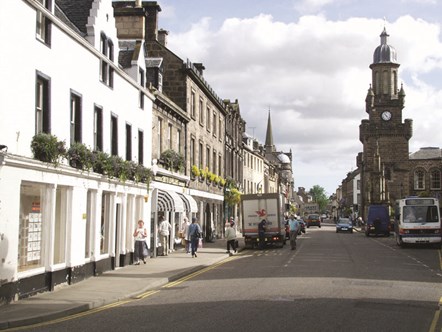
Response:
[[306, 214, 321, 228], [336, 218, 353, 233]]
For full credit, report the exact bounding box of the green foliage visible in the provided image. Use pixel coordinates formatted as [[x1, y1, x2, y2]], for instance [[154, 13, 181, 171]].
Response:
[[191, 165, 200, 177], [200, 167, 208, 179], [31, 133, 66, 165], [67, 142, 94, 171], [289, 204, 298, 215], [309, 185, 329, 212], [92, 151, 112, 175], [225, 187, 241, 206], [30, 134, 152, 187], [159, 149, 184, 172]]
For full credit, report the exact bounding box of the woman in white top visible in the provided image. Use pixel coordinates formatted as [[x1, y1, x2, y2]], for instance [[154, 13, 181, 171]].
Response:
[[133, 220, 148, 265]]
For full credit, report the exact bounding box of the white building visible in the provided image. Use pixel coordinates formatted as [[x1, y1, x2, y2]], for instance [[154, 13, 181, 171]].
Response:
[[0, 0, 154, 303]]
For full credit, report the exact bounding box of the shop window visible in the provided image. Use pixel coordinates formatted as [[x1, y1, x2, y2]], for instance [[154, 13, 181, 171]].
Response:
[[18, 182, 45, 272]]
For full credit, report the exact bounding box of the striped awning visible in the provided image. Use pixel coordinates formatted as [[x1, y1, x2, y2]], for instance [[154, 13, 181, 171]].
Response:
[[157, 190, 185, 212], [178, 193, 198, 213]]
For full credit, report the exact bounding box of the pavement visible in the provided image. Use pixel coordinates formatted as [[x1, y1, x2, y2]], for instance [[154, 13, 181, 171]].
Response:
[[0, 238, 243, 330]]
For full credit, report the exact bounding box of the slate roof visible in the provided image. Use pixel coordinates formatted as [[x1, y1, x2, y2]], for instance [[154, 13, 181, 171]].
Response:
[[54, 3, 86, 37], [409, 147, 442, 160], [55, 0, 94, 35]]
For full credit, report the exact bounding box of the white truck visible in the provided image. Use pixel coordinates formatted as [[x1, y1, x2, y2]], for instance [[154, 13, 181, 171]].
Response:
[[240, 193, 286, 249]]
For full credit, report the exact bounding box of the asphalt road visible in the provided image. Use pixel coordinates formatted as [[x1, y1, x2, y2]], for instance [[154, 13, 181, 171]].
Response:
[[23, 223, 442, 332]]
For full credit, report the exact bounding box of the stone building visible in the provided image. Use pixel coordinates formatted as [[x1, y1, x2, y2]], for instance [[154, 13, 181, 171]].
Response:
[[224, 99, 246, 223], [358, 28, 442, 218], [142, 1, 228, 240]]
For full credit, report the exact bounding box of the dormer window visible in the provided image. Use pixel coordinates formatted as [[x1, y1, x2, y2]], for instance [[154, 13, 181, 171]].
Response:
[[100, 33, 114, 88], [36, 0, 51, 45]]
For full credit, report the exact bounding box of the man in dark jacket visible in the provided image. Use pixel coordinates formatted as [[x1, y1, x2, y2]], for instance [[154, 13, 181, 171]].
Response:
[[258, 219, 267, 250]]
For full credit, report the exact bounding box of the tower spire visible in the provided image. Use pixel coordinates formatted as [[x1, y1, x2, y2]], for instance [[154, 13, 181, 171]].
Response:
[[265, 109, 275, 153]]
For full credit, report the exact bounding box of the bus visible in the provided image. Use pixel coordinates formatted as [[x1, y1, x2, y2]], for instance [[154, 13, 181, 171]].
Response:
[[394, 197, 441, 247]]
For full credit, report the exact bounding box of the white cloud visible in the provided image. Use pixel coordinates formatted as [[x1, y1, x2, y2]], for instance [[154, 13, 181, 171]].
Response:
[[166, 13, 442, 194]]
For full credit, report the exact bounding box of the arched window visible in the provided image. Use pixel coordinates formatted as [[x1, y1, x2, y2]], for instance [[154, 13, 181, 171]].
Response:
[[430, 169, 441, 190], [414, 169, 425, 190]]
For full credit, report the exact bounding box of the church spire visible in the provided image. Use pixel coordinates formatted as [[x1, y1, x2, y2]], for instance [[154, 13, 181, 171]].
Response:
[[265, 109, 275, 153]]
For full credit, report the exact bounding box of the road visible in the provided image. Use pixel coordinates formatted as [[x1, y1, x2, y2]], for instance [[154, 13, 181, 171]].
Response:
[[23, 223, 442, 332]]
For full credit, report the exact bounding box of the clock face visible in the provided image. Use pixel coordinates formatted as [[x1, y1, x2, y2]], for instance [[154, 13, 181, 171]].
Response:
[[381, 111, 392, 121]]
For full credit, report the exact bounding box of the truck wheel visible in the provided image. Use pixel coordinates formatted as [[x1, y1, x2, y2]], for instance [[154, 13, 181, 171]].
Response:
[[396, 234, 404, 247]]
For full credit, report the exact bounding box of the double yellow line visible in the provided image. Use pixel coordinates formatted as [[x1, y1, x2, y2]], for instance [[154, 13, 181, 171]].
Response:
[[429, 297, 442, 332], [5, 255, 238, 331]]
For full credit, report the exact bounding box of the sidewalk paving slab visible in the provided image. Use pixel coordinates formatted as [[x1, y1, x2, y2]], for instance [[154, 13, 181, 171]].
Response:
[[0, 238, 243, 330]]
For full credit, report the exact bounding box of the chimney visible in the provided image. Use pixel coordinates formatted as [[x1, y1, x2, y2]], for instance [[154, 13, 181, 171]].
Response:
[[193, 63, 205, 75], [113, 1, 146, 40], [158, 29, 168, 46], [143, 1, 162, 42]]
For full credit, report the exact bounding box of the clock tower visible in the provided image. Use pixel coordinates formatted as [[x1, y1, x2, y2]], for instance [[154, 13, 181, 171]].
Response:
[[359, 27, 412, 216]]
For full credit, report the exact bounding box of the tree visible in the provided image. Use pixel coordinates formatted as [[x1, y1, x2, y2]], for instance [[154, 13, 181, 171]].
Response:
[[309, 185, 329, 212]]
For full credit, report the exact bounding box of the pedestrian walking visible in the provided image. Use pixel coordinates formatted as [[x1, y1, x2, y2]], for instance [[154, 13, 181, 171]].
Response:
[[188, 217, 202, 258], [181, 217, 191, 253], [258, 218, 267, 250], [288, 215, 300, 250], [225, 222, 236, 256], [158, 215, 172, 256], [133, 220, 148, 265]]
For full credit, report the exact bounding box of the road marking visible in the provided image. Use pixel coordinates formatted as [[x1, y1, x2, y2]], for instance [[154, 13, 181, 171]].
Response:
[[163, 255, 238, 288], [428, 297, 442, 332], [4, 256, 240, 330], [4, 299, 133, 331], [134, 289, 160, 299]]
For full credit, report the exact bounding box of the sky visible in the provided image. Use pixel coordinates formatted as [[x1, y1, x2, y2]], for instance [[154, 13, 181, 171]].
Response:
[[154, 0, 442, 196]]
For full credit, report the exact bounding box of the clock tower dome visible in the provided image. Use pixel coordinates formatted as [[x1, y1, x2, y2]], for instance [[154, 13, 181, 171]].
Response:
[[359, 27, 412, 216]]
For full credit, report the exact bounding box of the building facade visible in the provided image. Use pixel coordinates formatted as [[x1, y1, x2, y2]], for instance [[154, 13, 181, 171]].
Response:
[[359, 28, 411, 218], [357, 28, 442, 218], [142, 2, 228, 241], [0, 0, 154, 303]]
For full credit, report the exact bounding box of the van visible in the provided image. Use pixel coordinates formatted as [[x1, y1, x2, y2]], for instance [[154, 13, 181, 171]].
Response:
[[365, 204, 390, 237]]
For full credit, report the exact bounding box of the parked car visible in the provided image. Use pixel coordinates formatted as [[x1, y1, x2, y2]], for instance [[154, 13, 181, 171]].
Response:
[[336, 218, 353, 233], [306, 214, 321, 228]]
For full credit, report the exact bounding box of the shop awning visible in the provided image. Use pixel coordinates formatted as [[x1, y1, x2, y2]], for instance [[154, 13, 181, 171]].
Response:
[[157, 190, 185, 212], [178, 193, 198, 213]]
